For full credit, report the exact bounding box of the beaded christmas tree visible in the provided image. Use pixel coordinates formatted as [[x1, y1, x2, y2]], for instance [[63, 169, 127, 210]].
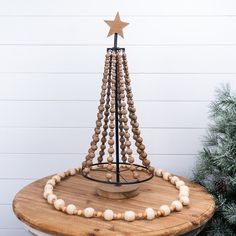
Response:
[[81, 13, 155, 187], [42, 13, 191, 220]]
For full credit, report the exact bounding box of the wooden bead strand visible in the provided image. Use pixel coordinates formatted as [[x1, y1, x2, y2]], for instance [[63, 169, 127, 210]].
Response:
[[117, 51, 128, 163], [117, 51, 138, 177], [43, 167, 191, 221], [105, 51, 117, 180], [122, 53, 152, 169], [83, 52, 111, 175], [97, 52, 112, 164]]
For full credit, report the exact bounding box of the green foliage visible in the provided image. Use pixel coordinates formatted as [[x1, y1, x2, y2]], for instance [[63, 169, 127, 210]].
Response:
[[193, 85, 236, 236]]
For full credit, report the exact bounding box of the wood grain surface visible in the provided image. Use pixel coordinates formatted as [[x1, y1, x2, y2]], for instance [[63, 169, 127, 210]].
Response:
[[13, 173, 215, 236]]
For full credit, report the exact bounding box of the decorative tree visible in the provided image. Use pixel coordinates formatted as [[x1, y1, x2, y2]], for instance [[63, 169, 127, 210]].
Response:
[[194, 85, 236, 236], [81, 13, 154, 193]]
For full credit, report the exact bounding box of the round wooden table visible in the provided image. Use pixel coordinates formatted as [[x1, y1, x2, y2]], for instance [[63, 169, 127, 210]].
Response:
[[13, 173, 215, 236]]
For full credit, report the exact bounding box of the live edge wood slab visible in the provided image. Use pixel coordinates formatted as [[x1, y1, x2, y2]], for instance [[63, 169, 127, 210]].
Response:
[[13, 173, 215, 236]]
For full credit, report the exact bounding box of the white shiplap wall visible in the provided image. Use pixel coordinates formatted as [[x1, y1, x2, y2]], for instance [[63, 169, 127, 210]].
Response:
[[1, 0, 236, 235]]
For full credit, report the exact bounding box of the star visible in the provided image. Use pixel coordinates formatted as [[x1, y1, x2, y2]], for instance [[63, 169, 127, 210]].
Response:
[[104, 12, 129, 38]]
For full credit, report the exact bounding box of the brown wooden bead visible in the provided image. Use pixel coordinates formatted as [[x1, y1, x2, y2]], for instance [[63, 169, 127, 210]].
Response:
[[107, 156, 113, 162], [107, 164, 113, 171], [106, 173, 112, 180], [108, 147, 114, 154]]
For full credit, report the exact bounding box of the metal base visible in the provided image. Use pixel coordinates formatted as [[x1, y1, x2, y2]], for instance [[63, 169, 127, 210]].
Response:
[[81, 162, 154, 185]]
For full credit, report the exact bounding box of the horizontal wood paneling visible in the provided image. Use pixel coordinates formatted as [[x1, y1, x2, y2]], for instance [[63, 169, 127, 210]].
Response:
[[0, 205, 23, 229], [0, 74, 236, 101], [0, 154, 196, 183], [1, 46, 236, 73], [0, 0, 235, 16], [0, 17, 236, 44], [0, 128, 204, 154], [0, 179, 32, 204], [0, 229, 28, 236], [0, 101, 209, 128]]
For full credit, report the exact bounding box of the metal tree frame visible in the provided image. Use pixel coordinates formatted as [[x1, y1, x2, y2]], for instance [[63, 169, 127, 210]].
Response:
[[81, 34, 154, 185]]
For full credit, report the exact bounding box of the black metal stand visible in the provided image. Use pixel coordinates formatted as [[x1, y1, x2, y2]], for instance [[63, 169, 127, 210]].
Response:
[[114, 33, 120, 185]]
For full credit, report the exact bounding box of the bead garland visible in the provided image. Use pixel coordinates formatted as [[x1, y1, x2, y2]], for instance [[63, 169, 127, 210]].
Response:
[[43, 167, 190, 221]]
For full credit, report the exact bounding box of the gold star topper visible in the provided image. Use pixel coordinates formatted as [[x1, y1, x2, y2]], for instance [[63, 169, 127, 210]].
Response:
[[104, 12, 129, 38]]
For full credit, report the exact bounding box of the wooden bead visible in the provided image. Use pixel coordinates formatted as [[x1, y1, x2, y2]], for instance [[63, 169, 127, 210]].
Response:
[[43, 189, 53, 199], [103, 209, 114, 221], [107, 156, 113, 162], [163, 172, 171, 181], [97, 212, 103, 217], [46, 179, 56, 186], [83, 208, 95, 218], [179, 190, 189, 198], [180, 196, 190, 206], [170, 176, 179, 185], [77, 210, 83, 216], [66, 204, 77, 215], [47, 194, 57, 204], [171, 200, 183, 212], [54, 199, 65, 210], [107, 164, 113, 171], [143, 159, 150, 166], [176, 180, 185, 189], [179, 185, 190, 192], [128, 156, 134, 163], [145, 208, 155, 220], [159, 205, 170, 216], [108, 139, 114, 145], [69, 168, 76, 176], [124, 211, 136, 221], [52, 175, 61, 183], [130, 164, 136, 171], [126, 148, 133, 155], [58, 172, 66, 178], [44, 184, 53, 191], [148, 166, 155, 173], [106, 173, 112, 180], [108, 147, 114, 154]]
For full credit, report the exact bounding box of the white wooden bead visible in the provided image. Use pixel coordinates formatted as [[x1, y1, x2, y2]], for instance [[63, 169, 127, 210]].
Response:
[[159, 205, 170, 216], [43, 189, 53, 199], [103, 209, 114, 221], [58, 172, 66, 178], [46, 179, 56, 186], [171, 200, 183, 211], [83, 207, 95, 218], [124, 211, 136, 221], [69, 168, 77, 176], [155, 169, 163, 177], [175, 180, 185, 189], [66, 204, 77, 215], [52, 175, 61, 183], [179, 185, 189, 192], [44, 184, 53, 191], [145, 208, 155, 220], [163, 172, 170, 181], [47, 194, 57, 204], [54, 199, 65, 210], [180, 196, 190, 206], [170, 176, 179, 185], [179, 190, 189, 198]]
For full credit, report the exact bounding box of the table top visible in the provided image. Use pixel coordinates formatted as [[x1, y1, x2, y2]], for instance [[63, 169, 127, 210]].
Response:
[[13, 173, 215, 236]]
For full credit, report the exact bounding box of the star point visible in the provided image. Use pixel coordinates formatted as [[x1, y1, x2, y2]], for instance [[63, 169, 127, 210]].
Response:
[[104, 12, 129, 38]]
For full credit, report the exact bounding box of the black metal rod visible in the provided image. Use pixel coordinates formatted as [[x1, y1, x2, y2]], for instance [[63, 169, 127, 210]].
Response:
[[114, 33, 120, 185]]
